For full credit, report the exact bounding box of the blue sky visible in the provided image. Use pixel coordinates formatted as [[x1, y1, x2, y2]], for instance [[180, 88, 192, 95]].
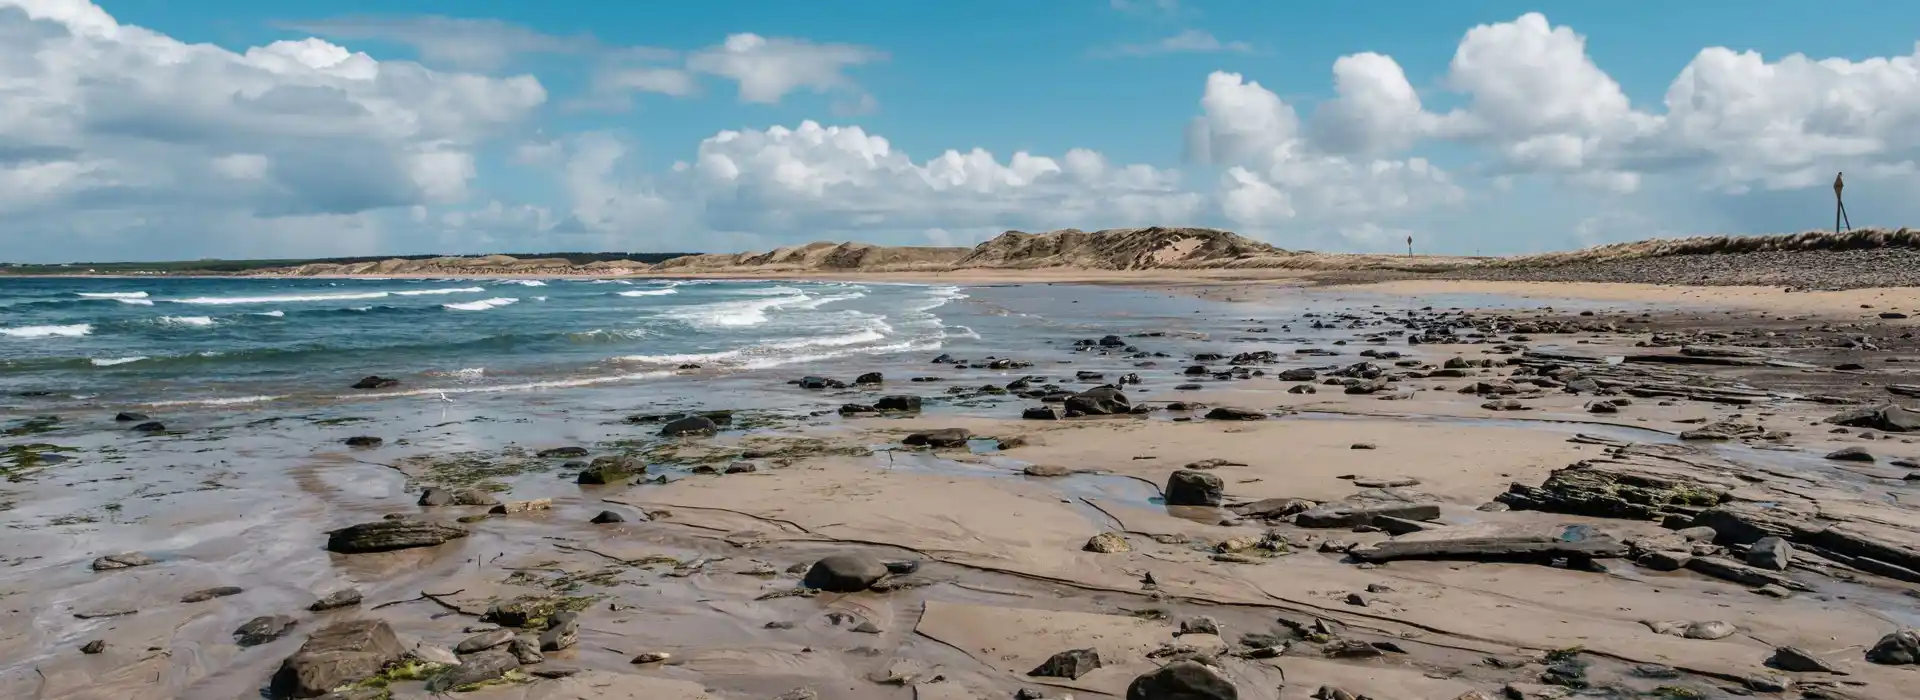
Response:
[[4, 0, 1920, 261]]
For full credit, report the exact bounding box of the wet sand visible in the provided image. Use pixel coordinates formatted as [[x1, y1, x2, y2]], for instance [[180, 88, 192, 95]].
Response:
[[5, 279, 1920, 699]]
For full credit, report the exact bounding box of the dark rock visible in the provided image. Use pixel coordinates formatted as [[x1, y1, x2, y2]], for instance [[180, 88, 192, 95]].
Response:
[[80, 640, 105, 654], [803, 554, 888, 592], [1028, 648, 1102, 680], [325, 520, 467, 554], [1747, 536, 1793, 570], [271, 620, 404, 698], [1230, 498, 1314, 519], [1825, 446, 1875, 462], [1828, 405, 1920, 433], [456, 629, 515, 654], [429, 650, 519, 692], [131, 421, 166, 433], [875, 395, 922, 412], [903, 428, 970, 448], [1287, 385, 1317, 395], [509, 637, 544, 665], [855, 372, 884, 385], [309, 589, 362, 612], [725, 461, 757, 473], [1636, 550, 1692, 571], [1497, 463, 1728, 521], [577, 455, 642, 484], [1768, 646, 1842, 673], [659, 415, 719, 437], [1126, 660, 1238, 700], [351, 376, 399, 390], [590, 510, 626, 524], [1295, 502, 1441, 529], [415, 487, 496, 507], [539, 611, 580, 651], [1178, 616, 1220, 636], [1165, 469, 1225, 507], [90, 552, 156, 571], [1064, 386, 1131, 415], [181, 586, 244, 603], [1203, 407, 1266, 421], [342, 436, 382, 448], [1023, 464, 1077, 477], [1022, 406, 1061, 420], [235, 615, 298, 647], [536, 446, 589, 458], [1278, 368, 1317, 381], [1586, 402, 1618, 414], [113, 412, 148, 422], [1866, 629, 1920, 665], [1348, 522, 1627, 563]]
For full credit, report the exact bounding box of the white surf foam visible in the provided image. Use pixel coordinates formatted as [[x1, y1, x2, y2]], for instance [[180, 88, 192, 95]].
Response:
[[2, 324, 92, 338], [172, 291, 391, 305], [91, 356, 148, 366], [499, 279, 547, 287], [392, 286, 485, 296], [144, 394, 284, 407], [253, 310, 285, 317], [158, 316, 215, 327], [77, 291, 147, 299], [617, 288, 678, 297], [665, 292, 813, 328], [117, 298, 156, 306], [443, 297, 518, 311]]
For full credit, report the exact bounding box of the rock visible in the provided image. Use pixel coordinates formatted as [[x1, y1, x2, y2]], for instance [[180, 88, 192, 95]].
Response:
[[1637, 550, 1692, 571], [235, 615, 298, 647], [1675, 526, 1718, 542], [351, 376, 399, 390], [416, 487, 497, 507], [1768, 646, 1842, 673], [1022, 406, 1061, 420], [1350, 442, 1376, 450], [630, 651, 672, 664], [1866, 629, 1920, 665], [539, 611, 580, 651], [113, 411, 148, 422], [1028, 648, 1102, 680], [1287, 385, 1317, 394], [315, 689, 392, 700], [1204, 407, 1266, 421], [659, 415, 719, 437], [1065, 386, 1131, 415], [489, 498, 552, 515], [271, 620, 404, 698], [855, 372, 884, 385], [1085, 532, 1130, 553], [1295, 502, 1441, 529], [1165, 469, 1225, 506], [1747, 536, 1793, 570], [181, 586, 244, 603], [1349, 475, 1420, 488], [1349, 522, 1627, 563], [903, 428, 970, 448], [80, 640, 105, 654], [725, 461, 757, 473], [325, 520, 467, 554], [429, 649, 519, 691], [1126, 660, 1238, 700], [590, 510, 626, 524], [90, 552, 156, 571], [1230, 497, 1314, 519], [1586, 402, 1618, 414], [509, 637, 544, 665], [1178, 616, 1220, 636], [309, 589, 362, 611], [1481, 399, 1529, 411], [456, 628, 516, 654], [1022, 464, 1076, 477], [1828, 405, 1920, 433], [410, 644, 459, 666], [342, 436, 382, 448], [131, 421, 166, 433], [1278, 368, 1317, 381], [874, 395, 922, 412], [1683, 620, 1737, 640], [576, 455, 642, 484], [1825, 446, 1875, 462], [802, 554, 889, 592]]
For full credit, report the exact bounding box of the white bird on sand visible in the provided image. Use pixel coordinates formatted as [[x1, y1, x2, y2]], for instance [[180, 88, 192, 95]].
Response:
[[434, 391, 453, 403]]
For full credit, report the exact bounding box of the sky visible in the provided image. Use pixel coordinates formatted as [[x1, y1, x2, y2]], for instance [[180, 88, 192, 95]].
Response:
[[5, 0, 1920, 262]]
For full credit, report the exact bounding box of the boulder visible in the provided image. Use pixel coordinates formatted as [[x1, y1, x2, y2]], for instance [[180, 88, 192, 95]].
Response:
[[1746, 536, 1793, 570], [1064, 386, 1131, 416], [308, 589, 362, 612], [855, 372, 884, 385], [1022, 406, 1061, 420], [1028, 648, 1102, 680], [350, 376, 399, 390], [1085, 532, 1130, 553], [325, 520, 467, 554], [342, 436, 382, 448], [1126, 660, 1238, 700], [802, 554, 889, 592], [416, 487, 497, 507], [271, 620, 404, 698], [1828, 405, 1920, 433], [1278, 368, 1317, 381], [235, 615, 297, 647], [875, 395, 922, 412], [113, 411, 148, 422], [455, 628, 515, 654], [1866, 629, 1920, 665], [590, 510, 627, 524], [903, 428, 970, 448], [539, 611, 580, 651], [1825, 447, 1875, 462], [1165, 470, 1225, 507], [1204, 407, 1266, 421], [659, 415, 719, 437], [576, 455, 642, 484]]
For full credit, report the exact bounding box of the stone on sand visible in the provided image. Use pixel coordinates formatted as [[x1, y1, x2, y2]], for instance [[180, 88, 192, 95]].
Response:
[[1126, 660, 1237, 700], [1746, 536, 1793, 570], [659, 415, 719, 437], [903, 428, 970, 448], [1165, 469, 1224, 506], [309, 589, 362, 611], [1084, 532, 1130, 553], [90, 552, 156, 571], [324, 520, 467, 554], [235, 615, 297, 647], [1866, 629, 1920, 665], [1064, 386, 1131, 415], [455, 628, 515, 654], [271, 619, 404, 698], [802, 554, 889, 592], [1027, 648, 1101, 680]]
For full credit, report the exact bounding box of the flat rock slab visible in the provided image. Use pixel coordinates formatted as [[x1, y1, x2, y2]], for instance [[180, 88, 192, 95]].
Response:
[[325, 520, 468, 553], [1348, 522, 1627, 563], [1295, 502, 1440, 529]]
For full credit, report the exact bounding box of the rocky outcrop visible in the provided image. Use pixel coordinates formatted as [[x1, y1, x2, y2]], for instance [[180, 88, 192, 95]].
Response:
[[271, 620, 404, 698]]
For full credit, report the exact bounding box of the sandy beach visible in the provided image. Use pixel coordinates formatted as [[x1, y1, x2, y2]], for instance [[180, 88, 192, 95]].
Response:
[[5, 272, 1920, 700]]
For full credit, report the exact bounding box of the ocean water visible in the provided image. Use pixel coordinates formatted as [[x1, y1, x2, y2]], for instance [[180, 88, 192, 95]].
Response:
[[0, 277, 986, 407]]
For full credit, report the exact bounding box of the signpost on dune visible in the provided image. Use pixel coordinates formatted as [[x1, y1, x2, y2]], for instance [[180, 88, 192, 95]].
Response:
[[1834, 172, 1851, 233]]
